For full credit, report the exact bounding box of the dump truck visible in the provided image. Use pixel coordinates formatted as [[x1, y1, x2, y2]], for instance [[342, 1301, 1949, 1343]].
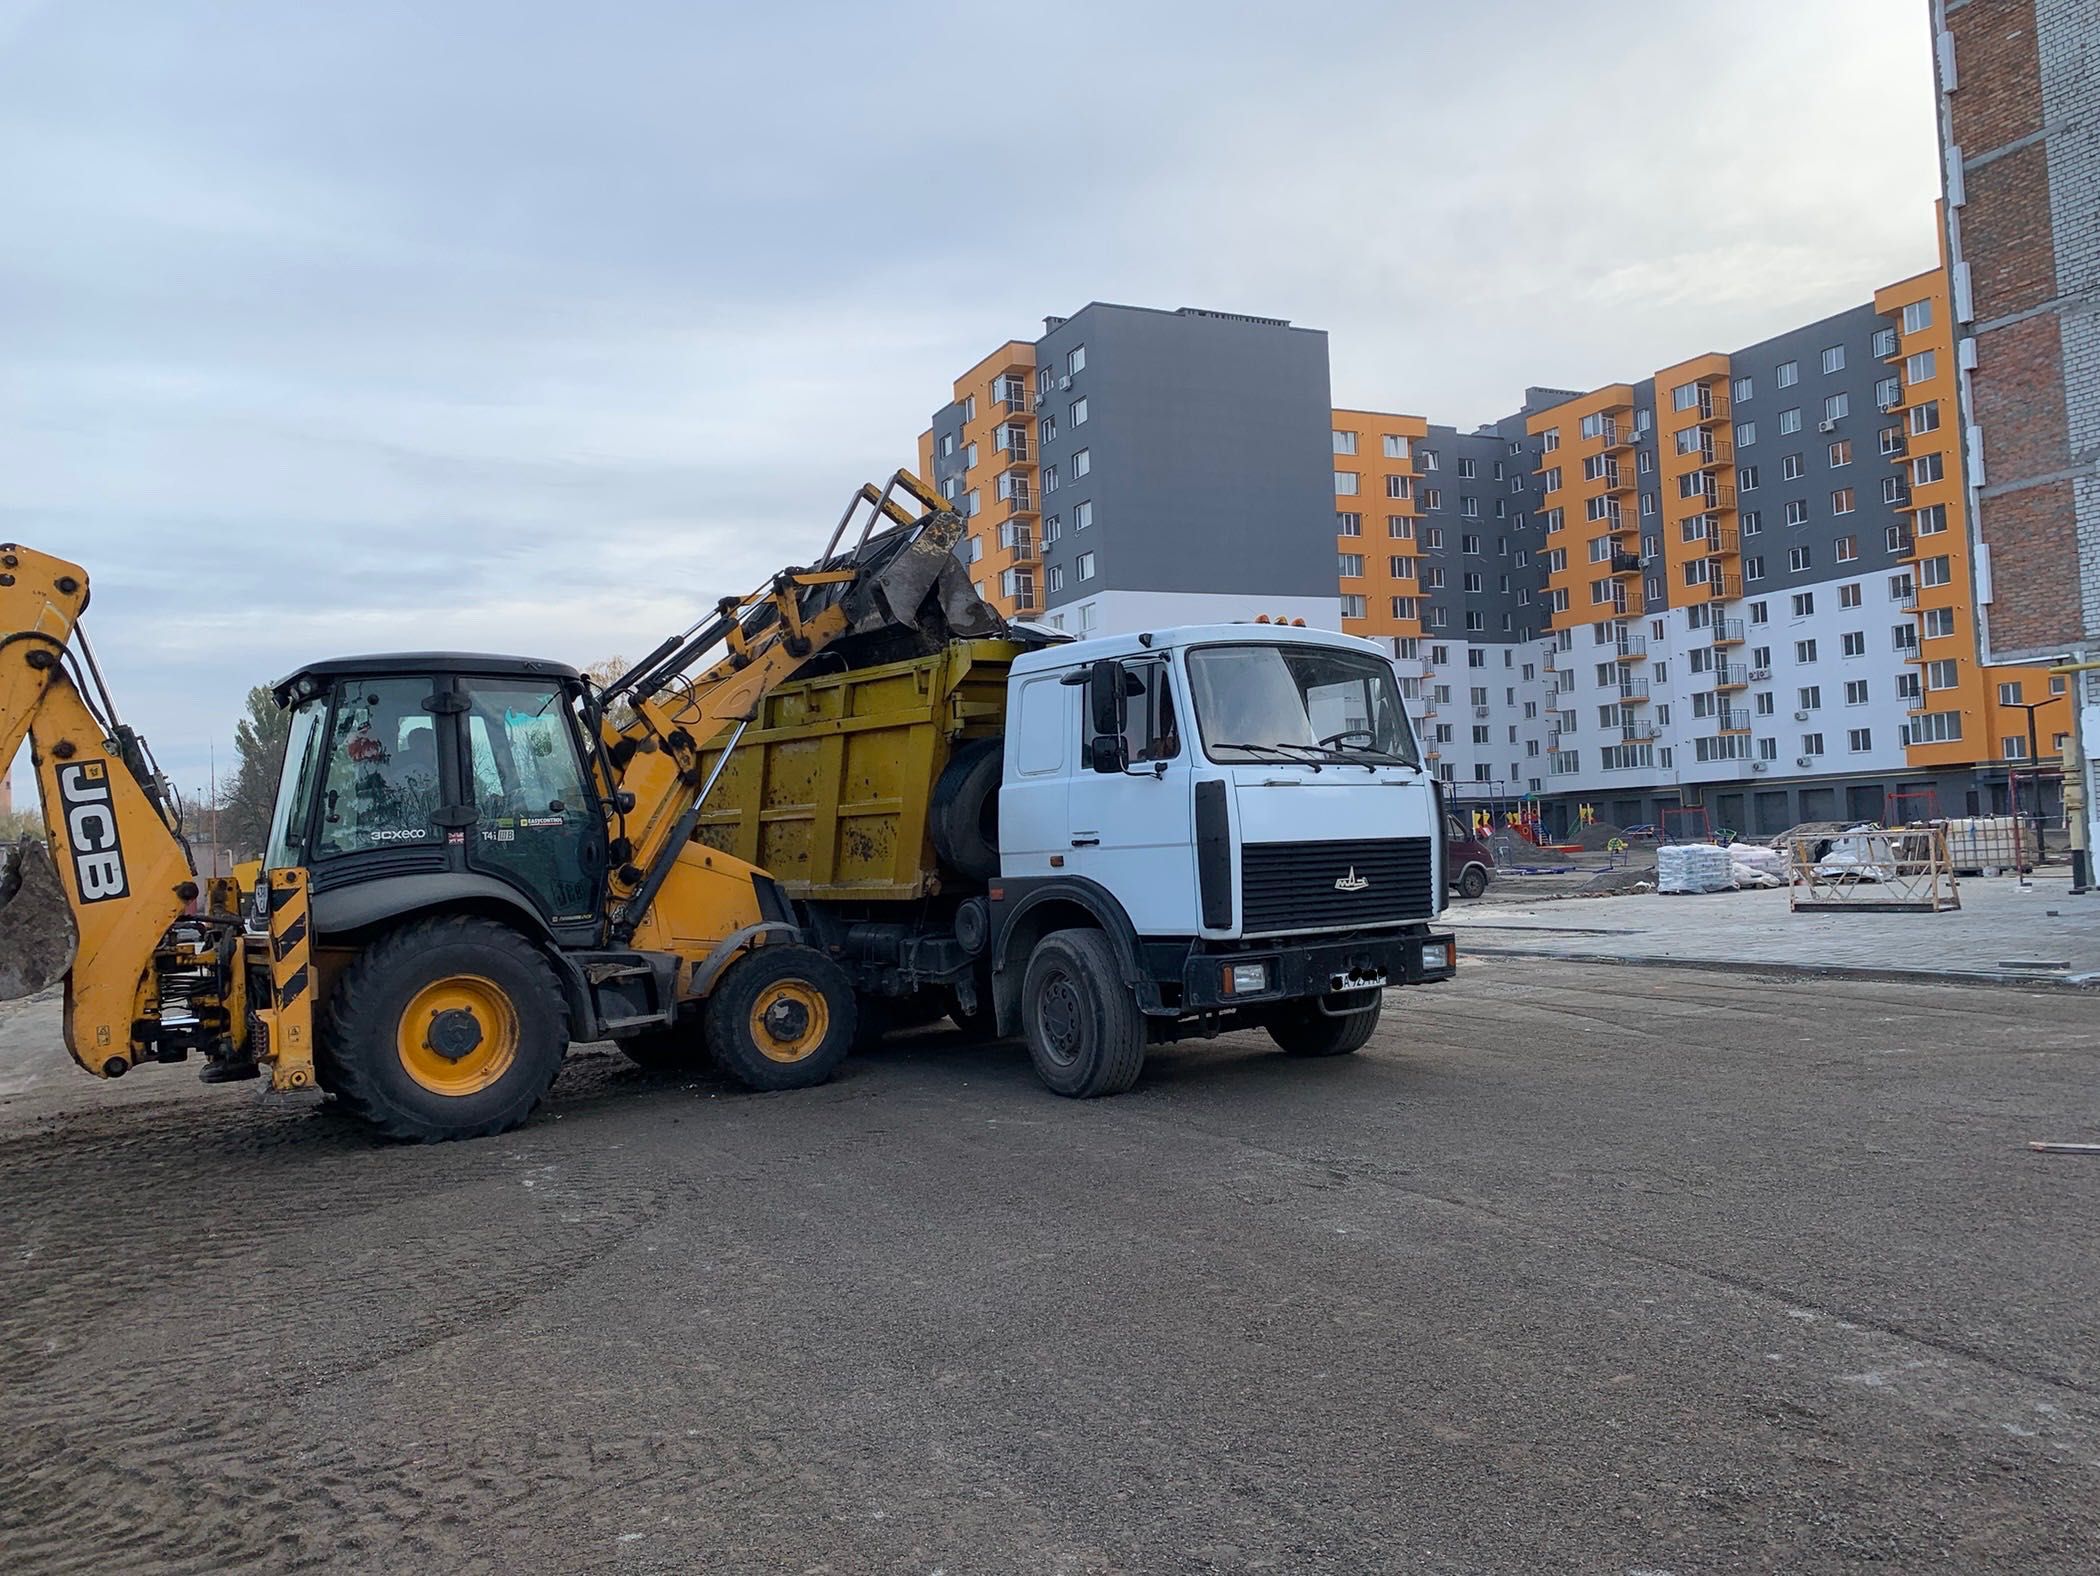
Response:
[[673, 621, 1458, 1095], [0, 473, 1007, 1140]]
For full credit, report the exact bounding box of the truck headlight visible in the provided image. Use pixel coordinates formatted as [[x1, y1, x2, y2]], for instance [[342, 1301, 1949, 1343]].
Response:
[[1420, 940, 1453, 972], [1225, 962, 1269, 995]]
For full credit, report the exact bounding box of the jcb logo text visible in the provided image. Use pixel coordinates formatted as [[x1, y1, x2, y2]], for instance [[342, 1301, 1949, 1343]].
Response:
[[56, 762, 129, 903]]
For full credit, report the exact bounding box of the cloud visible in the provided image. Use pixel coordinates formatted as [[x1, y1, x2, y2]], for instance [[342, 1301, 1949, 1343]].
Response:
[[2, 0, 1943, 805]]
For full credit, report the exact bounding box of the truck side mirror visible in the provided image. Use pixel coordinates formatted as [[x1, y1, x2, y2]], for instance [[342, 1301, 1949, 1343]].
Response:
[[1087, 659, 1127, 740], [1088, 734, 1126, 774]]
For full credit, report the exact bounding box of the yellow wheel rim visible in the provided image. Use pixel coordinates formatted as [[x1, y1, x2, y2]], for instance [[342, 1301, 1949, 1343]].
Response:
[[749, 980, 829, 1064], [396, 974, 522, 1096]]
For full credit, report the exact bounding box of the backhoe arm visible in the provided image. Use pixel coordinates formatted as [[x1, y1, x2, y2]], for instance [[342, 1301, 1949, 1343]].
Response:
[[596, 472, 1000, 943], [0, 545, 198, 1075]]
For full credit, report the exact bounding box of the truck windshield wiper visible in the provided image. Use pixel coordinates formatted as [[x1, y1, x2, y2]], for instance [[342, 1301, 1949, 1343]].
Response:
[[1214, 741, 1325, 769], [1324, 742, 1419, 769]]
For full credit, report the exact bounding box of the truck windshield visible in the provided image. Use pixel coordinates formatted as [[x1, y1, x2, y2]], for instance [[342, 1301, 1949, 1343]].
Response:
[[1186, 643, 1420, 767]]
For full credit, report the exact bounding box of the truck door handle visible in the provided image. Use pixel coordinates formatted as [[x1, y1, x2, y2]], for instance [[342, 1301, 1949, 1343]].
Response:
[[1070, 836, 1100, 847]]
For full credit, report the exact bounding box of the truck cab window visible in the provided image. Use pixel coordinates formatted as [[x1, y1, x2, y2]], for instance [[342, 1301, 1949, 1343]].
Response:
[[1087, 659, 1180, 765]]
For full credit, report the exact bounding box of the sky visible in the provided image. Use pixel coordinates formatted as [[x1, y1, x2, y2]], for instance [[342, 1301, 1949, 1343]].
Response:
[[1, 0, 1946, 809]]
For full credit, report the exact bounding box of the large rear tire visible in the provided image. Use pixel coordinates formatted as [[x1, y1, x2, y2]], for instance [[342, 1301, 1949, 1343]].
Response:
[[1021, 929, 1145, 1098], [928, 738, 1003, 883], [320, 916, 569, 1141], [1265, 995, 1381, 1058], [704, 945, 857, 1092]]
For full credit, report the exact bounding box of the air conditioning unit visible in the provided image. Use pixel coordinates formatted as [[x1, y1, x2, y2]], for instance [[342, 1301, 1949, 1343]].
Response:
[[1751, 761, 1770, 772], [1792, 710, 1810, 721], [1058, 375, 1073, 390], [1818, 419, 1838, 433], [1796, 756, 1815, 768]]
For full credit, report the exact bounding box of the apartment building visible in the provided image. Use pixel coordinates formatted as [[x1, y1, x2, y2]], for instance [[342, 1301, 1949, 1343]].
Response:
[[1338, 264, 2063, 835], [1929, 0, 2099, 860], [919, 305, 1341, 635]]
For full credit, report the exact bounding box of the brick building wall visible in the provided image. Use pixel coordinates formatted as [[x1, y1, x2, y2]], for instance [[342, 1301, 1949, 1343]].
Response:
[[1934, 0, 2100, 661]]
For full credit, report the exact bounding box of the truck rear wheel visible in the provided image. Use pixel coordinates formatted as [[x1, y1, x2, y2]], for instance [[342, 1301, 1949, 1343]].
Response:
[[704, 945, 857, 1092], [928, 738, 1002, 882], [320, 916, 569, 1141], [1265, 995, 1381, 1058], [1021, 929, 1145, 1097]]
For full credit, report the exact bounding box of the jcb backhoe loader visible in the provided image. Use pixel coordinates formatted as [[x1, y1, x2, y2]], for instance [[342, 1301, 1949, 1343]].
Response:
[[0, 473, 1002, 1140]]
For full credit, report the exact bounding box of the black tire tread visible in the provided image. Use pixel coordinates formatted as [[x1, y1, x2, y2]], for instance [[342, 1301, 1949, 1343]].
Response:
[[703, 944, 857, 1092], [1266, 997, 1381, 1058], [1023, 928, 1146, 1098], [320, 916, 568, 1142]]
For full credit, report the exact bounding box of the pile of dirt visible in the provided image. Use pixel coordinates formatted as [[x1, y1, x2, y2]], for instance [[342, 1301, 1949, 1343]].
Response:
[[1576, 862, 1656, 896], [1563, 820, 1633, 852]]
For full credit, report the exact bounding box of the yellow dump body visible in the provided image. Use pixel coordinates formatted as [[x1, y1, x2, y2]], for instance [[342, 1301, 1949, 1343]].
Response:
[[693, 639, 1018, 901]]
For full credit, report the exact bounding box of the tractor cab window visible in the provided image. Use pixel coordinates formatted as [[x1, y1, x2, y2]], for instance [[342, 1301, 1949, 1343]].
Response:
[[264, 695, 331, 870], [463, 679, 602, 925], [313, 679, 443, 857]]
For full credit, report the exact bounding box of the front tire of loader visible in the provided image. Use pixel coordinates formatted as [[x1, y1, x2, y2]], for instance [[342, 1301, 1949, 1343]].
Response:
[[321, 916, 569, 1142], [704, 945, 857, 1092]]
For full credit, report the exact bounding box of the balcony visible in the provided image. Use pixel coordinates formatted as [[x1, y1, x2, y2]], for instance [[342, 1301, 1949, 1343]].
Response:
[[1714, 662, 1750, 690], [1614, 586, 1648, 619], [1888, 529, 1915, 558], [993, 377, 1031, 415], [1599, 463, 1634, 494], [1597, 418, 1632, 452], [1610, 550, 1643, 574], [1690, 385, 1732, 425], [1717, 707, 1753, 733], [1620, 721, 1661, 743], [1614, 632, 1648, 662], [1711, 616, 1746, 646], [1690, 524, 1739, 557], [1699, 572, 1741, 601], [995, 429, 1032, 466], [1893, 584, 1918, 610], [1679, 433, 1734, 469], [999, 484, 1035, 517], [1617, 677, 1651, 704], [999, 525, 1037, 563]]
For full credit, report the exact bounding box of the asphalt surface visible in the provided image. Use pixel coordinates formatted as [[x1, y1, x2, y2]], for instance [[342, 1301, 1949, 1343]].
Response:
[[3, 959, 2097, 1574]]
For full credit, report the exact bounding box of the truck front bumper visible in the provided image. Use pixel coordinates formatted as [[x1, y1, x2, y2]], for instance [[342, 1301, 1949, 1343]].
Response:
[[1178, 930, 1456, 1012]]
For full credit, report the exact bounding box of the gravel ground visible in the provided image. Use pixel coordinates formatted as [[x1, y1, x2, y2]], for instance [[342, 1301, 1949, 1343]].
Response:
[[3, 961, 2097, 1574]]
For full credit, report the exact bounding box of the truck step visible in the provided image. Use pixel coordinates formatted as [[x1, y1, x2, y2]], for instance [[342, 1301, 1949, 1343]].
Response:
[[598, 1013, 674, 1033]]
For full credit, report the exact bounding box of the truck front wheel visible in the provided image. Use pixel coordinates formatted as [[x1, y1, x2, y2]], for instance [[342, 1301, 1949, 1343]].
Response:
[[1265, 994, 1382, 1058], [1021, 929, 1145, 1097], [704, 945, 857, 1092]]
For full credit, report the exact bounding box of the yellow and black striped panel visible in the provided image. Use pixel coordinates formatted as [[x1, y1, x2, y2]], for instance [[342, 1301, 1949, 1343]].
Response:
[[260, 867, 317, 1091]]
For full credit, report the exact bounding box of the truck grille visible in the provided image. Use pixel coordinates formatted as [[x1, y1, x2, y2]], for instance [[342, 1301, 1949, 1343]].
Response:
[[1240, 837, 1435, 935]]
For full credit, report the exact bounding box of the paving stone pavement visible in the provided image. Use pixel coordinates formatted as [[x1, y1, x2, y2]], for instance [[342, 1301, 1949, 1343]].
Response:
[[1451, 874, 2100, 986]]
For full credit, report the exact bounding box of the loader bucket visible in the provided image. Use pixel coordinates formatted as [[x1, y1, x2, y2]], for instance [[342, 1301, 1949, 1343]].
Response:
[[0, 837, 77, 999]]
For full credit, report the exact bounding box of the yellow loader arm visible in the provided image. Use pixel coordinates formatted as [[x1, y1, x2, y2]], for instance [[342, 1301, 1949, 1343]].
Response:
[[0, 545, 204, 1076]]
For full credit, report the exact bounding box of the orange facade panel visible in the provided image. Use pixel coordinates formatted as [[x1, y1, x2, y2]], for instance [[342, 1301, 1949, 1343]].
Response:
[[1332, 408, 1430, 643]]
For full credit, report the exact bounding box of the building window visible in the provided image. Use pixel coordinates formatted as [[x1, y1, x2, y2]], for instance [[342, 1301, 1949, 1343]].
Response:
[[1750, 600, 1769, 625], [1462, 497, 1480, 518], [1781, 453, 1804, 482], [1848, 728, 1872, 753], [1383, 433, 1410, 459], [1671, 381, 1699, 411], [1044, 514, 1061, 544], [1047, 564, 1064, 593], [1334, 471, 1358, 496], [2004, 735, 2030, 760], [1739, 465, 1760, 492], [1915, 503, 1947, 536], [1419, 449, 1439, 471], [1905, 349, 1935, 384], [1909, 400, 1940, 435], [1072, 448, 1091, 479], [1074, 500, 1093, 529], [1841, 631, 1866, 657], [1779, 407, 1802, 435], [1387, 514, 1413, 539], [1796, 639, 1818, 664], [1071, 397, 1088, 427], [1799, 686, 1822, 710], [1777, 360, 1799, 388], [1921, 607, 1954, 638], [1076, 550, 1096, 581], [1735, 421, 1757, 448], [1390, 555, 1414, 577], [1802, 733, 1825, 756], [1908, 711, 1962, 744], [1067, 345, 1086, 375], [1836, 536, 1858, 563], [1387, 474, 1411, 499], [1880, 424, 1904, 455], [1911, 452, 1945, 486], [1902, 299, 1933, 335], [1920, 554, 1952, 587], [1926, 659, 1959, 689], [1828, 440, 1852, 468], [1876, 376, 1903, 410], [1998, 680, 2024, 705], [1839, 580, 1862, 607], [1873, 326, 1899, 358], [1792, 591, 1815, 617], [1789, 547, 1812, 573], [1831, 488, 1855, 515], [1822, 346, 1846, 375], [1332, 429, 1356, 454], [1846, 680, 1870, 705], [1338, 553, 1364, 578], [1337, 511, 1362, 537], [1044, 464, 1059, 492], [1733, 375, 1754, 403]]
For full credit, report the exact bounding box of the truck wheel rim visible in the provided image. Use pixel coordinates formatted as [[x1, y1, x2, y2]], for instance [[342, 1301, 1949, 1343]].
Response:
[[1036, 970, 1083, 1067], [397, 975, 521, 1096], [751, 981, 828, 1063]]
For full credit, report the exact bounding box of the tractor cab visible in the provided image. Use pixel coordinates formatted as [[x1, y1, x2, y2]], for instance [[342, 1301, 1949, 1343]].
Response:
[[265, 653, 610, 944]]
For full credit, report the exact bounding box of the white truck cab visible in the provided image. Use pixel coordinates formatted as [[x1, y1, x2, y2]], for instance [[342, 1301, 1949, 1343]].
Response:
[[985, 623, 1456, 1095]]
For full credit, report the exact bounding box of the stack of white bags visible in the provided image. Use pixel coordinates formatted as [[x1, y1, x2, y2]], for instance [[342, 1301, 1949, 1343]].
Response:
[[1657, 842, 1735, 894]]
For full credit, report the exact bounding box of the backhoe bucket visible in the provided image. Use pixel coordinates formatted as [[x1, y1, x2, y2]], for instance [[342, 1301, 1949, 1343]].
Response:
[[0, 837, 77, 999]]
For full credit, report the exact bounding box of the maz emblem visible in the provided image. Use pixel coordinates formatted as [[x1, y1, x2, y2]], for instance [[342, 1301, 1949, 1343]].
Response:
[[1334, 867, 1369, 892]]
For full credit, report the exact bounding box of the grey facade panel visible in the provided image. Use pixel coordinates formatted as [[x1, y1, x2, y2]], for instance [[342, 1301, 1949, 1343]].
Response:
[[1031, 304, 1336, 609]]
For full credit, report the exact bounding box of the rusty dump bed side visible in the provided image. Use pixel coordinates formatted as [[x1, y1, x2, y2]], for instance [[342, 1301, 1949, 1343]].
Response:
[[693, 639, 1019, 901]]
